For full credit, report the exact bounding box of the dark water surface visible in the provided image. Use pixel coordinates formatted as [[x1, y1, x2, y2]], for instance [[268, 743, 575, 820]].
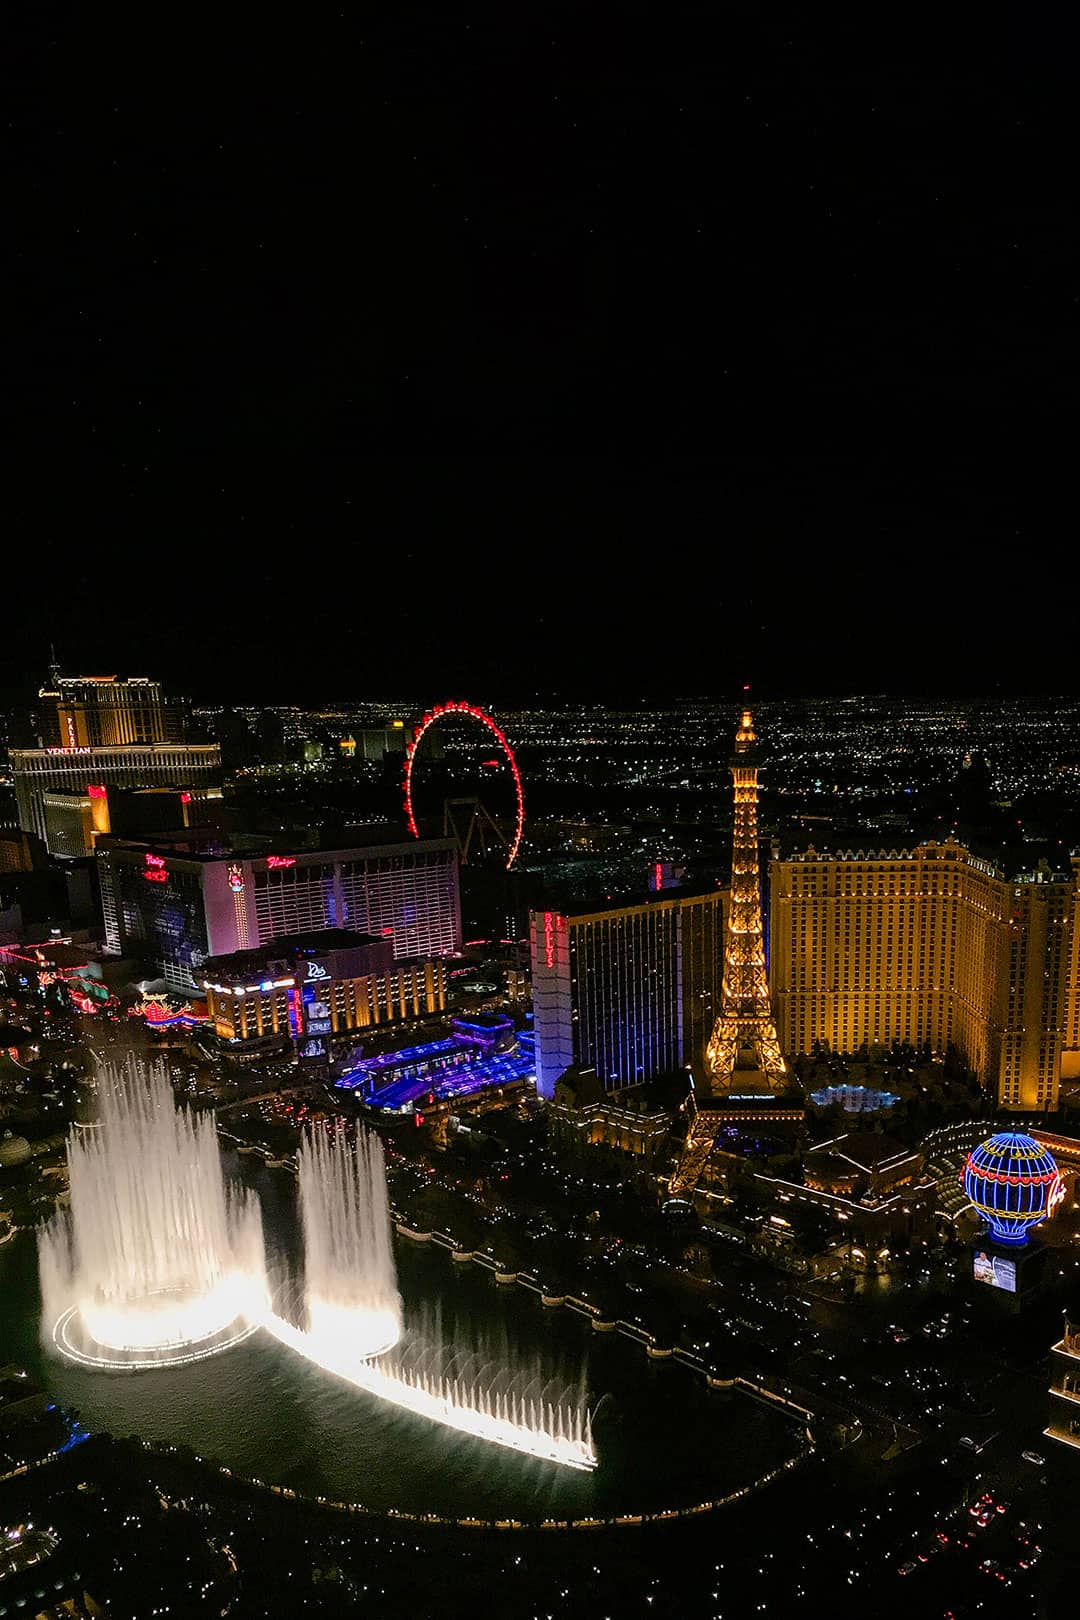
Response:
[[1, 1157, 800, 1519]]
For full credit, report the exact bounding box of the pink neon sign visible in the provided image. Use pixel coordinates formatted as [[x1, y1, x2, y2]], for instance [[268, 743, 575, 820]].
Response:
[[543, 912, 556, 969], [266, 855, 296, 869], [145, 853, 166, 869]]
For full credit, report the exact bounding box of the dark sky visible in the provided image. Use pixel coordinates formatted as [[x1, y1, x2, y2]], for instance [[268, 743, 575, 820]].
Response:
[[4, 9, 1075, 704], [4, 460, 1073, 706]]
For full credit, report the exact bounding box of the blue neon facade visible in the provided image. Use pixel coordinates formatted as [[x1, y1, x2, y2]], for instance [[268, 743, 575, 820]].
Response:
[[337, 1029, 535, 1112]]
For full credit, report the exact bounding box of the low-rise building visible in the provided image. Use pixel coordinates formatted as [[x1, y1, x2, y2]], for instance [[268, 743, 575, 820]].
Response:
[[802, 1131, 923, 1198], [0, 939, 121, 1015], [337, 1012, 529, 1112], [753, 1131, 937, 1270], [199, 929, 447, 1055], [1047, 1299, 1080, 1454], [0, 1366, 48, 1432], [549, 1066, 672, 1163]]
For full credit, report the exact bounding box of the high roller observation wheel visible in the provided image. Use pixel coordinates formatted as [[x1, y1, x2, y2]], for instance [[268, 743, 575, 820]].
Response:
[[403, 701, 525, 869]]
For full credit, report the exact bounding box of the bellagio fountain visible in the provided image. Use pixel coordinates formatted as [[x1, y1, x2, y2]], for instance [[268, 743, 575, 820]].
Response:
[[39, 1058, 595, 1471]]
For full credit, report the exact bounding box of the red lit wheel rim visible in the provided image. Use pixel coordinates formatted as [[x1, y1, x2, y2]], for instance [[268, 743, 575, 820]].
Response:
[[403, 701, 524, 868]]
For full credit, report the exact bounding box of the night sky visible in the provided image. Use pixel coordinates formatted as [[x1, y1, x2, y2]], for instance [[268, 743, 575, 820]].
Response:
[[5, 9, 1075, 703]]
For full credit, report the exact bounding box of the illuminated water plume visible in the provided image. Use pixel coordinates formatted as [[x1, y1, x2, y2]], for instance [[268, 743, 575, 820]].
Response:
[[40, 1083, 594, 1469], [264, 1310, 596, 1470], [297, 1127, 401, 1359], [281, 1127, 593, 1467], [39, 1058, 268, 1363]]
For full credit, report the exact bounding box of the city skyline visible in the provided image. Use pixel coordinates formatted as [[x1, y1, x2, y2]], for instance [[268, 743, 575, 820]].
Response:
[[4, 4, 1077, 1610], [4, 681, 1080, 1617]]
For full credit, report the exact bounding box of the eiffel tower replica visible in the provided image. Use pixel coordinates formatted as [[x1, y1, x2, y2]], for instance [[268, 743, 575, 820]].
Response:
[[666, 704, 799, 1203]]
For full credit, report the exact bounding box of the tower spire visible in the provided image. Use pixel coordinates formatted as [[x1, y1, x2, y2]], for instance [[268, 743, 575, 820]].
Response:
[[666, 704, 790, 1203], [701, 702, 785, 1087]]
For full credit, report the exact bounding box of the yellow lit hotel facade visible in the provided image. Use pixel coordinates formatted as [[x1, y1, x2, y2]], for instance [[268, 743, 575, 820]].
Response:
[[199, 930, 447, 1050], [769, 840, 1080, 1112]]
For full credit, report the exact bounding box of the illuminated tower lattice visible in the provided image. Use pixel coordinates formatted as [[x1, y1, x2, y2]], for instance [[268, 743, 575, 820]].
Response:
[[667, 706, 788, 1202]]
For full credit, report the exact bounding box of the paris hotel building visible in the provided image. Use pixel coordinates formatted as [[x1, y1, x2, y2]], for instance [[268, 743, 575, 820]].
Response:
[[769, 839, 1080, 1111]]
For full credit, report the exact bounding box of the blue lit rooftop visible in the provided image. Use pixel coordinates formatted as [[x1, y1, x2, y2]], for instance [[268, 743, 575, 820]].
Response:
[[809, 1083, 899, 1113], [336, 1031, 535, 1112]]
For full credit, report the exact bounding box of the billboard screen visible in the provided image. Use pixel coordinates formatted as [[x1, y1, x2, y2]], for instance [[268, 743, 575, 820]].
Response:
[[973, 1248, 1017, 1293], [305, 996, 331, 1036]]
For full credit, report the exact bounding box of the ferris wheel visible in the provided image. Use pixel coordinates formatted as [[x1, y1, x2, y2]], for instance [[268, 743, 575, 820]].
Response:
[[403, 700, 525, 869]]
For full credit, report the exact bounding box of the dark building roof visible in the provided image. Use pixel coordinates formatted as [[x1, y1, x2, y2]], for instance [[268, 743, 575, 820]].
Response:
[[548, 881, 723, 920], [451, 1010, 514, 1033], [553, 1065, 606, 1107], [0, 1365, 45, 1411], [0, 940, 94, 970], [97, 823, 456, 862], [202, 929, 387, 980], [806, 1131, 914, 1175]]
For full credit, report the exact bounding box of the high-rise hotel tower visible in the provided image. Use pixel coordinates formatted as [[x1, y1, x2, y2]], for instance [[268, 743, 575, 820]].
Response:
[[529, 884, 723, 1100], [770, 843, 1080, 1112], [33, 665, 184, 748], [98, 832, 461, 993], [12, 662, 219, 853]]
